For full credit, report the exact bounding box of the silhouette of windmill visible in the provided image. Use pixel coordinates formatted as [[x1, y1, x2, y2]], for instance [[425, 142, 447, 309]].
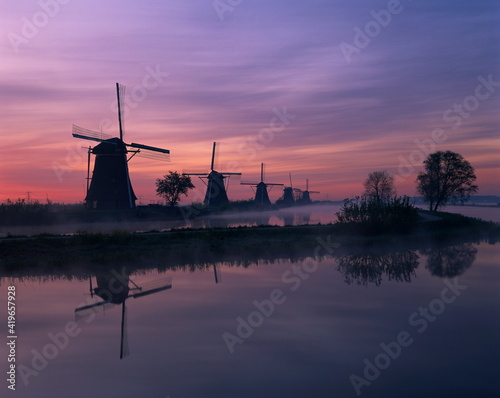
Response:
[[72, 83, 170, 210], [297, 179, 320, 204], [184, 142, 241, 207], [241, 163, 283, 206], [75, 271, 172, 359], [277, 173, 300, 206]]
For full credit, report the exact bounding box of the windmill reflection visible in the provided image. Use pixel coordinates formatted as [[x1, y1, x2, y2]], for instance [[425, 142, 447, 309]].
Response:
[[74, 268, 172, 359], [336, 250, 419, 286], [424, 242, 477, 277]]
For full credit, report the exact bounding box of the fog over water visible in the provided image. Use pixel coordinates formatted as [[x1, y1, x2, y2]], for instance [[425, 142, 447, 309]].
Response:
[[0, 204, 342, 237]]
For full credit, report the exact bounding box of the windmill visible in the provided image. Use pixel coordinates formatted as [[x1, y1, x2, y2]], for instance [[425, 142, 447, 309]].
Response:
[[277, 173, 300, 206], [75, 271, 172, 359], [297, 179, 320, 204], [241, 163, 283, 206], [72, 83, 170, 210], [184, 142, 241, 207]]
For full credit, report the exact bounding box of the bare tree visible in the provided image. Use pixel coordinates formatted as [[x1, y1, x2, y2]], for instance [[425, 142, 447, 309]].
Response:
[[363, 170, 396, 201], [416, 151, 478, 211]]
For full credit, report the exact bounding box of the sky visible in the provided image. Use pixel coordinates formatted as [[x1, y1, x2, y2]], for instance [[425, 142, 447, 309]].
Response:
[[0, 0, 499, 204]]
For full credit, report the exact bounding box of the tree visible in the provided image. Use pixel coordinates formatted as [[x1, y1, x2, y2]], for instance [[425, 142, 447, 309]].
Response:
[[156, 171, 195, 207], [363, 170, 396, 202], [416, 151, 478, 211]]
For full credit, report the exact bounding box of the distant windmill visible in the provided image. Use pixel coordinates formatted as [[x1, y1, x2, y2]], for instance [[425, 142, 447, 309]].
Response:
[[241, 163, 283, 206], [278, 173, 300, 206], [75, 272, 172, 359], [72, 83, 170, 210], [184, 142, 241, 207], [298, 179, 320, 204]]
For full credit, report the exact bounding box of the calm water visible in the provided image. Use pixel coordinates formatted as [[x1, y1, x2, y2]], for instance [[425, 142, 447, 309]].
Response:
[[1, 205, 499, 397], [2, 239, 499, 397]]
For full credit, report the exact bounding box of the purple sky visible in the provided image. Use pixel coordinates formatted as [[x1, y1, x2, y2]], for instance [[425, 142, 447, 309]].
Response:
[[1, 0, 498, 204]]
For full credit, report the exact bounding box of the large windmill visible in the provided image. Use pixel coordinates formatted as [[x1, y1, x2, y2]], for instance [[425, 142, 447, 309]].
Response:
[[184, 142, 241, 207], [297, 179, 320, 204], [75, 271, 172, 359], [72, 83, 170, 210], [241, 163, 283, 206]]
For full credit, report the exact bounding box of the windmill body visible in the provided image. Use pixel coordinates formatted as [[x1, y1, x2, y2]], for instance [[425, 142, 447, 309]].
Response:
[[281, 187, 296, 205], [85, 138, 137, 209], [241, 163, 283, 206], [296, 179, 320, 205], [72, 83, 169, 210], [276, 173, 300, 207], [185, 142, 241, 207], [254, 182, 272, 205], [204, 170, 230, 206]]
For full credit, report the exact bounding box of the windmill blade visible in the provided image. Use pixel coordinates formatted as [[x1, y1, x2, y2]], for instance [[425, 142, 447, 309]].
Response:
[[134, 150, 170, 161], [127, 142, 170, 161], [72, 124, 114, 142], [128, 142, 170, 154], [74, 300, 117, 322], [210, 142, 217, 171], [213, 264, 222, 284], [120, 301, 130, 359], [309, 191, 320, 194], [129, 276, 172, 299], [183, 172, 209, 176], [221, 172, 242, 176], [265, 183, 284, 186], [116, 83, 126, 140], [240, 182, 259, 185]]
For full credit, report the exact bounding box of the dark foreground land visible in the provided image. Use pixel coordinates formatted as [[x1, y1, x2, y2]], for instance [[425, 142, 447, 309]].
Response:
[[0, 211, 498, 276]]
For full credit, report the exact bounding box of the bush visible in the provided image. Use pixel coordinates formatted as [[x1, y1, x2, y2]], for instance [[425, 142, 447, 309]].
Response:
[[335, 196, 419, 235]]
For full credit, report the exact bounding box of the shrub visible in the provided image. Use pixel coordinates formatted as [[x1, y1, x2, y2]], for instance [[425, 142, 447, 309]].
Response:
[[335, 196, 419, 235]]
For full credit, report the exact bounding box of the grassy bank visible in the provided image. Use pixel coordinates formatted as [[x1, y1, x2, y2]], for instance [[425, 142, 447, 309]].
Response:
[[0, 211, 498, 273]]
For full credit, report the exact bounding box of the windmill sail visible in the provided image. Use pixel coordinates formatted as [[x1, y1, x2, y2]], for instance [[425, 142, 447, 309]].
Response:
[[120, 302, 129, 359], [128, 142, 170, 161], [72, 125, 114, 142], [116, 83, 126, 140]]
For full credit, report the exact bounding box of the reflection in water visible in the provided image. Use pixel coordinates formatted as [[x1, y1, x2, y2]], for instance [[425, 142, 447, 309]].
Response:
[[74, 268, 172, 359], [336, 250, 419, 286], [424, 242, 477, 277]]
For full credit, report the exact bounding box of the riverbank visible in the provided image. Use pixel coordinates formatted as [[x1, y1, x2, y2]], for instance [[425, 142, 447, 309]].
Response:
[[0, 210, 498, 273]]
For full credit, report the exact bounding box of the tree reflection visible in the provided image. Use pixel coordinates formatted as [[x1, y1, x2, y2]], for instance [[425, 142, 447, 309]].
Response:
[[424, 242, 477, 277], [336, 250, 419, 286]]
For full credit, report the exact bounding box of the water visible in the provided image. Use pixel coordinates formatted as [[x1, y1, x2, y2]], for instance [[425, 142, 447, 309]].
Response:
[[1, 205, 499, 397], [2, 237, 499, 397]]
